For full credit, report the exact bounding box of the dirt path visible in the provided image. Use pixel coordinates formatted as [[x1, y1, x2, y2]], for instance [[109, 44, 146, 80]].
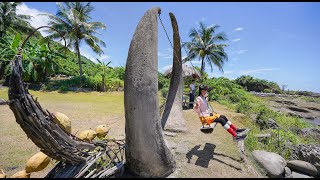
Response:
[[165, 101, 263, 178]]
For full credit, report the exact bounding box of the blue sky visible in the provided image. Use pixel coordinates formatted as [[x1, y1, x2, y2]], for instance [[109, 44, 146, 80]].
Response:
[[17, 2, 320, 93]]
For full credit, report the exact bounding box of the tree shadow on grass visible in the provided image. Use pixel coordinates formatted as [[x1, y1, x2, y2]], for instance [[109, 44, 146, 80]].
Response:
[[186, 143, 242, 171]]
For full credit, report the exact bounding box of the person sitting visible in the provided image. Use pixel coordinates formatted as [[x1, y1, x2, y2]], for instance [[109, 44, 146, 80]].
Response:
[[193, 85, 247, 140]]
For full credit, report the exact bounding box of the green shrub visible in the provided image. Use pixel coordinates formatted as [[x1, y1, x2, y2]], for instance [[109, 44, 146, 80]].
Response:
[[160, 87, 169, 98]]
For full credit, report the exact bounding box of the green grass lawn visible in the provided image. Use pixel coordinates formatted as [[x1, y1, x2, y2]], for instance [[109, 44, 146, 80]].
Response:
[[0, 87, 127, 177]]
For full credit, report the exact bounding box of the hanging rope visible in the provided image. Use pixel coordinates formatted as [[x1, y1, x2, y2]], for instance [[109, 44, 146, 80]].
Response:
[[158, 14, 201, 80], [158, 14, 182, 67]]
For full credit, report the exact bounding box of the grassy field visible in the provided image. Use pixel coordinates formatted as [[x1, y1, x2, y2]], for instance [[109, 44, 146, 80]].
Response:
[[0, 88, 126, 177], [0, 87, 262, 178]]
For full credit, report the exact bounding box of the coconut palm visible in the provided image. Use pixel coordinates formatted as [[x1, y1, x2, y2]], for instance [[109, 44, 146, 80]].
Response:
[[96, 58, 111, 92], [182, 21, 228, 78], [43, 2, 106, 79], [0, 2, 33, 38]]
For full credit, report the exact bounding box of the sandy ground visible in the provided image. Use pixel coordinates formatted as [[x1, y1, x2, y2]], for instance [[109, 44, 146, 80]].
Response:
[[163, 102, 263, 178], [0, 89, 263, 178]]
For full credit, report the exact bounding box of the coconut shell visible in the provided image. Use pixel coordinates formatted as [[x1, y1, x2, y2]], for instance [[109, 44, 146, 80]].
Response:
[[0, 169, 5, 178], [51, 112, 71, 133], [25, 152, 51, 173], [78, 130, 97, 142], [10, 170, 30, 178], [96, 125, 110, 137]]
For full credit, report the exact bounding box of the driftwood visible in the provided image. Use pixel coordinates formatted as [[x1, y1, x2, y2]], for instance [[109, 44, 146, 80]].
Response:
[[45, 139, 125, 178], [8, 54, 95, 164], [5, 26, 126, 178]]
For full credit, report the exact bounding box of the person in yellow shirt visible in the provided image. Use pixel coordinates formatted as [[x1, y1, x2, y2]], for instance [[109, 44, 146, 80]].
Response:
[[194, 85, 247, 140]]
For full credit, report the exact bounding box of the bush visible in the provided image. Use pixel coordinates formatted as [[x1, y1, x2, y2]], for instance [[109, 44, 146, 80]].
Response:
[[160, 87, 169, 98]]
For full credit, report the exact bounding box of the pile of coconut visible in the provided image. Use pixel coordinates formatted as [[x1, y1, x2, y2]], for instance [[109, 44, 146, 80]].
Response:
[[0, 112, 111, 178]]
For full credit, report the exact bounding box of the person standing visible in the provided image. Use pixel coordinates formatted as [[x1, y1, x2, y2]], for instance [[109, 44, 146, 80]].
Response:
[[189, 80, 196, 108]]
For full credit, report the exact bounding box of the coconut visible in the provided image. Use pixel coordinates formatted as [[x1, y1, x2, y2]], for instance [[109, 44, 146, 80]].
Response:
[[51, 112, 71, 133], [25, 152, 51, 173], [78, 130, 97, 142], [0, 169, 6, 178], [96, 125, 110, 137], [10, 170, 30, 178]]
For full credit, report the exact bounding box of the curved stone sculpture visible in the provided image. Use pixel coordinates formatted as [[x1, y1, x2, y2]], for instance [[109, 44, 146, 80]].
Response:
[[161, 12, 186, 132], [124, 7, 176, 177]]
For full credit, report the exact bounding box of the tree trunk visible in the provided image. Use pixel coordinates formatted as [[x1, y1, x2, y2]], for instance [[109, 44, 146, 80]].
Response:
[[102, 75, 106, 92], [124, 7, 176, 177], [44, 68, 48, 82], [161, 12, 186, 132], [76, 41, 83, 79], [200, 56, 205, 76]]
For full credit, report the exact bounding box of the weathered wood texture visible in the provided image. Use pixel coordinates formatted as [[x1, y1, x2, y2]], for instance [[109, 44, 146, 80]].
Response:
[[8, 55, 95, 164]]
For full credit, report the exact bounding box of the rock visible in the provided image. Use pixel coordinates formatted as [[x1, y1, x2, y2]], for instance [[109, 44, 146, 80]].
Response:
[[10, 170, 30, 178], [284, 167, 292, 178], [291, 171, 312, 178], [78, 130, 97, 142], [255, 133, 272, 138], [256, 118, 279, 130], [291, 144, 320, 177], [25, 152, 51, 173], [252, 150, 286, 178], [287, 160, 318, 176], [51, 112, 71, 133], [267, 118, 279, 129], [255, 134, 271, 144], [164, 131, 177, 137], [296, 128, 320, 139], [96, 125, 110, 137]]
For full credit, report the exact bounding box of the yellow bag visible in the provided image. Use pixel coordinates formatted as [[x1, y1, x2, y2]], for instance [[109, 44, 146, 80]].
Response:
[[199, 113, 220, 125]]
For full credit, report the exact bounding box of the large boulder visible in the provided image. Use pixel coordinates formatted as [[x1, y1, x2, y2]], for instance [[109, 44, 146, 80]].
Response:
[[252, 150, 286, 178], [287, 160, 318, 176], [10, 170, 30, 178], [78, 130, 97, 142], [291, 144, 320, 177], [51, 112, 71, 133], [25, 152, 51, 173]]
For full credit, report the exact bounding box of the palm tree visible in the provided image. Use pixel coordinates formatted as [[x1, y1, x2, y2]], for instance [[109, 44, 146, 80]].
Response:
[[0, 2, 33, 38], [182, 21, 228, 79], [43, 2, 106, 79], [96, 58, 111, 92]]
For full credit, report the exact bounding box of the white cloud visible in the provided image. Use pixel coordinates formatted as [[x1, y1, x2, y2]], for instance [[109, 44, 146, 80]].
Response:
[[234, 27, 244, 31], [79, 46, 110, 64], [232, 38, 241, 42], [158, 48, 173, 60], [16, 3, 51, 36], [236, 50, 248, 55], [223, 71, 234, 74], [160, 64, 173, 73], [239, 68, 280, 75]]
